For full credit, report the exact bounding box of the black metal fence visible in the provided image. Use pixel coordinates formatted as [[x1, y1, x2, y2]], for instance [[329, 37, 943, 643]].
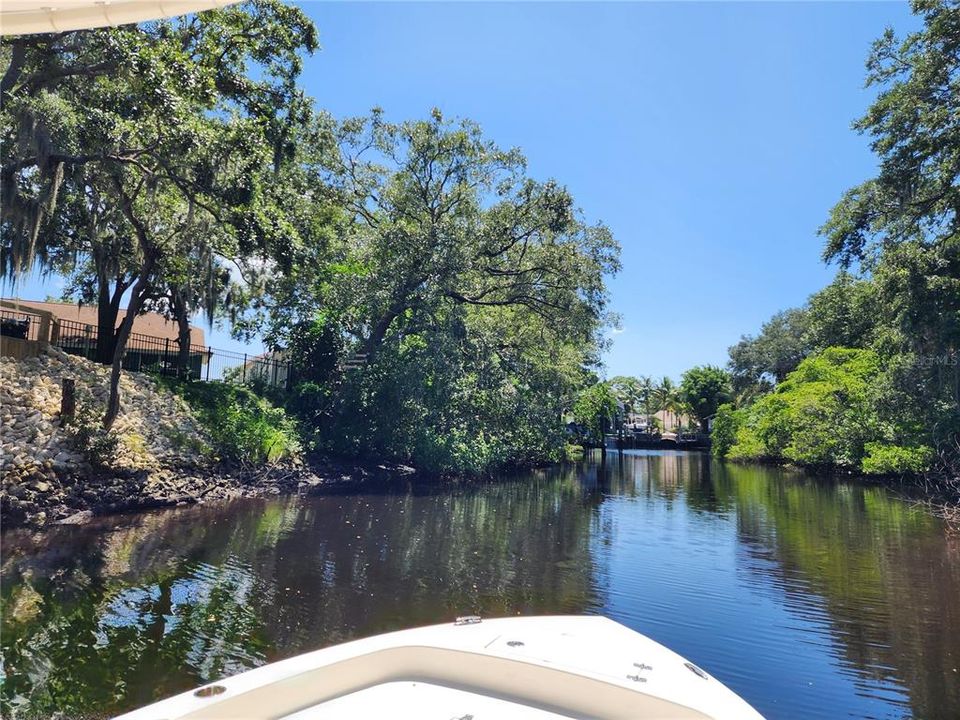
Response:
[[52, 317, 293, 388], [0, 308, 42, 341]]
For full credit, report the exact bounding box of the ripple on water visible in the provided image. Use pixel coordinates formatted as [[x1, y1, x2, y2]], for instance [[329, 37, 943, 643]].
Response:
[[1, 454, 957, 720]]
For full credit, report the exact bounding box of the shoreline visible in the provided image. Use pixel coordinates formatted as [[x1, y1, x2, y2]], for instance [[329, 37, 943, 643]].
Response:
[[4, 448, 957, 532], [0, 456, 420, 530], [720, 455, 960, 529]]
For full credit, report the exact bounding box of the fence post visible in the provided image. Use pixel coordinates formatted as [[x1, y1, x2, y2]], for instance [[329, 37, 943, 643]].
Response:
[[242, 353, 247, 383], [38, 313, 50, 345], [60, 378, 75, 422], [206, 347, 211, 381], [164, 337, 170, 375]]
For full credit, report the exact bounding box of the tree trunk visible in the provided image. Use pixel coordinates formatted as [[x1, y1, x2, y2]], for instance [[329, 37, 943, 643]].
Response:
[[103, 256, 156, 430], [172, 292, 192, 379], [94, 277, 126, 364], [362, 306, 402, 364]]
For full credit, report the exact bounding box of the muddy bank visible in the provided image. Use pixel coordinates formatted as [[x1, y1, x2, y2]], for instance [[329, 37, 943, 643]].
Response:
[[1, 456, 418, 529]]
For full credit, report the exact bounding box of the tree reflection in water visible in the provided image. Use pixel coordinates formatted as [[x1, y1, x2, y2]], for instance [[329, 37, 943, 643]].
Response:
[[1, 467, 600, 718], [1, 453, 958, 720]]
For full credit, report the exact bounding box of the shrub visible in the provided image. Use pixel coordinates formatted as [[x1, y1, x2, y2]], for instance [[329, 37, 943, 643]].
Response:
[[64, 417, 121, 470], [861, 443, 934, 475], [160, 380, 302, 465], [564, 443, 585, 461], [728, 348, 884, 468], [710, 403, 740, 457]]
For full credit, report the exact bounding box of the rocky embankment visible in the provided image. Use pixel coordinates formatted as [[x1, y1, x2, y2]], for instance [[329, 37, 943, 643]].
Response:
[[1, 348, 406, 529]]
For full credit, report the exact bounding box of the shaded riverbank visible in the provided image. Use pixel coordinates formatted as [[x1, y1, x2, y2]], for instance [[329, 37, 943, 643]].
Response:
[[3, 451, 959, 720], [0, 348, 420, 529], [0, 456, 418, 529]]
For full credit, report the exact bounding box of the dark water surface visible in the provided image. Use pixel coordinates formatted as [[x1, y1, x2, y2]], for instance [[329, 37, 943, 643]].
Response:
[[2, 451, 959, 719]]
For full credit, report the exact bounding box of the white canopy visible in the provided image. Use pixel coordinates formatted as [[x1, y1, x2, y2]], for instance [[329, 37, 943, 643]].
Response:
[[1, 0, 240, 35]]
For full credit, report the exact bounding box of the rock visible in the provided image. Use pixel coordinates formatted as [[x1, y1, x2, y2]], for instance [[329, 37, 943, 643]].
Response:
[[58, 510, 94, 525], [0, 348, 217, 529]]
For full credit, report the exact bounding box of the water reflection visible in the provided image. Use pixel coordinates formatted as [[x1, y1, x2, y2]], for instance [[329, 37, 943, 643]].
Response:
[[1, 452, 958, 720]]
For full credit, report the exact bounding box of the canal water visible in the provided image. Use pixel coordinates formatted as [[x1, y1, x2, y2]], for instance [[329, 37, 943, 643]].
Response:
[[1, 450, 958, 719]]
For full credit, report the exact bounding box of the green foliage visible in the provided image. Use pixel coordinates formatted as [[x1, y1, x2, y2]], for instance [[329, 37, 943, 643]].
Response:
[[727, 348, 934, 474], [805, 272, 877, 352], [260, 111, 619, 475], [724, 3, 959, 478], [163, 380, 301, 465], [1, 2, 320, 428], [862, 443, 935, 476], [303, 302, 586, 475], [572, 382, 618, 445], [161, 424, 212, 458], [564, 443, 585, 461], [710, 403, 740, 457], [679, 365, 732, 432], [730, 348, 878, 467], [816, 0, 960, 464], [820, 0, 960, 268], [64, 415, 121, 470], [285, 319, 343, 386], [2, 7, 620, 472], [728, 308, 810, 394], [608, 376, 643, 417]]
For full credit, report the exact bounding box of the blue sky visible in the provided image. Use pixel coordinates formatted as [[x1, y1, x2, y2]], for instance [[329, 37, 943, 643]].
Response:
[[6, 1, 918, 379]]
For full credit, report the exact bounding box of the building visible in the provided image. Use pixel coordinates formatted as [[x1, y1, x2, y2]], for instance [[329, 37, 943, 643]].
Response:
[[2, 299, 204, 344], [1, 298, 207, 375]]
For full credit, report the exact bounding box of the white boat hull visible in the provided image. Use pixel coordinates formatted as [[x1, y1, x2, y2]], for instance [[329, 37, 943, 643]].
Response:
[[115, 615, 764, 720]]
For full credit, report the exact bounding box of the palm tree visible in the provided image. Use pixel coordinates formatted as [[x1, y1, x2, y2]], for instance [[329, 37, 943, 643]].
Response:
[[654, 377, 682, 432], [630, 375, 654, 428], [609, 376, 641, 424]]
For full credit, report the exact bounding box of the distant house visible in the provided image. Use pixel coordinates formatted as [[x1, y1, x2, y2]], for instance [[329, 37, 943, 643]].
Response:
[[1, 298, 207, 375], [622, 408, 694, 433]]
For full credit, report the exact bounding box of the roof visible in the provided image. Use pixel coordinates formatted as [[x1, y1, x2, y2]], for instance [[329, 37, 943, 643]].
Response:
[[1, 1, 240, 36], [1, 299, 205, 347]]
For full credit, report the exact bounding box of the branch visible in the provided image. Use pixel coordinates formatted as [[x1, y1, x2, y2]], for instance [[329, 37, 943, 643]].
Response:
[[1, 42, 27, 96], [2, 151, 150, 176]]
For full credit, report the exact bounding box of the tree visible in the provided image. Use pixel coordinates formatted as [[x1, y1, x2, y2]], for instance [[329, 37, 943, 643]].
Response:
[[679, 365, 732, 433], [609, 376, 641, 418], [55, 180, 142, 364], [572, 382, 618, 446], [728, 307, 810, 394], [724, 347, 933, 473], [637, 375, 656, 427], [805, 271, 876, 353], [1, 1, 319, 428], [308, 110, 619, 364], [820, 0, 960, 268], [255, 110, 620, 473], [653, 376, 684, 432], [819, 0, 960, 457]]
